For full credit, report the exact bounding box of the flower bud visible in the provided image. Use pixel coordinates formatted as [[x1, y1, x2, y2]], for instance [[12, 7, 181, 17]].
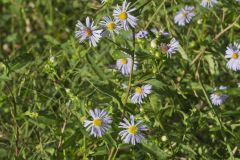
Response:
[[150, 39, 158, 49]]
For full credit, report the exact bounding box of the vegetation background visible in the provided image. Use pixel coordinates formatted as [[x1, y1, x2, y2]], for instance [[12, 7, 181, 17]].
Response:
[[0, 0, 240, 159]]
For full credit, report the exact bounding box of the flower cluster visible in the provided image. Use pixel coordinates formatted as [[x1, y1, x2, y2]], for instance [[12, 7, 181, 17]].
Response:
[[84, 109, 147, 145], [75, 0, 240, 146], [75, 0, 137, 47], [171, 1, 240, 106], [77, 0, 152, 145], [76, 0, 157, 104], [210, 43, 240, 106]]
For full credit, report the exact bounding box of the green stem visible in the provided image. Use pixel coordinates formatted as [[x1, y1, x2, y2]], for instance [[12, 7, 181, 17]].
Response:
[[198, 70, 226, 139], [121, 29, 136, 119], [108, 29, 136, 160], [6, 82, 19, 157], [144, 0, 165, 30]]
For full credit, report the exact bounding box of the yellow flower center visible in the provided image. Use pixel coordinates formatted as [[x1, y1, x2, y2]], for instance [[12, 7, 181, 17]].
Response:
[[119, 12, 128, 20], [120, 59, 128, 64], [85, 28, 92, 37], [135, 87, 143, 94], [232, 53, 238, 59], [93, 118, 102, 127], [107, 22, 116, 30], [128, 125, 138, 134], [182, 11, 187, 17]]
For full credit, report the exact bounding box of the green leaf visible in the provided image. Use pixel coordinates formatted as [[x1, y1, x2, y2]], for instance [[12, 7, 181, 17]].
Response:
[[139, 141, 169, 160], [0, 148, 7, 159], [181, 144, 197, 156], [86, 53, 107, 81], [144, 79, 166, 90], [178, 45, 190, 61], [102, 133, 117, 147], [205, 55, 218, 75], [149, 94, 161, 111], [44, 35, 60, 46], [62, 129, 83, 149], [91, 146, 107, 156], [221, 88, 240, 96], [9, 53, 34, 72], [0, 74, 10, 81], [111, 50, 130, 60], [6, 33, 17, 42], [189, 82, 212, 91], [88, 81, 123, 110]]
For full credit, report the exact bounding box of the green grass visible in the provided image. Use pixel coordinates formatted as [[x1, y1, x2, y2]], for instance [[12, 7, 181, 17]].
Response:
[[0, 0, 240, 159]]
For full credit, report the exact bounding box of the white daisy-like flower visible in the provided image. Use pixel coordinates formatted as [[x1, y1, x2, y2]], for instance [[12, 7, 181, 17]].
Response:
[[161, 38, 179, 58], [135, 30, 148, 39], [116, 56, 137, 75], [225, 43, 240, 71], [113, 0, 137, 30], [84, 109, 112, 137], [100, 17, 121, 36], [174, 6, 195, 26], [131, 84, 152, 104], [201, 0, 218, 8], [75, 17, 102, 47], [119, 115, 147, 145], [210, 86, 228, 106]]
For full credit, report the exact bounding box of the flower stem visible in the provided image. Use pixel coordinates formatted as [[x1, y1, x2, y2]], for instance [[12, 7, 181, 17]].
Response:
[[108, 29, 136, 160], [121, 29, 136, 119]]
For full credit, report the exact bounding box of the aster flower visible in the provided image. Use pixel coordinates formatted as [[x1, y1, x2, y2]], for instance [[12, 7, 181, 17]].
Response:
[[135, 30, 148, 39], [119, 115, 147, 145], [84, 109, 112, 137], [131, 84, 152, 104], [160, 38, 179, 58], [116, 56, 137, 75], [113, 0, 137, 30], [100, 17, 121, 36], [174, 6, 195, 26], [210, 86, 228, 106], [201, 0, 218, 7], [225, 43, 240, 71], [75, 17, 102, 47]]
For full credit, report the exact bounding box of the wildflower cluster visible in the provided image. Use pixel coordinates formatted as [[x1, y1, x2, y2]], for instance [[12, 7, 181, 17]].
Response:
[[75, 0, 137, 47], [84, 109, 147, 145], [210, 43, 240, 106], [75, 0, 152, 145], [1, 0, 240, 159], [74, 0, 240, 145]]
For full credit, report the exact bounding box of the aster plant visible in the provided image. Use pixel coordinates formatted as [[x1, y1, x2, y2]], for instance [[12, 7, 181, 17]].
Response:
[[84, 109, 112, 137], [119, 115, 147, 145], [174, 6, 195, 26], [75, 17, 102, 47]]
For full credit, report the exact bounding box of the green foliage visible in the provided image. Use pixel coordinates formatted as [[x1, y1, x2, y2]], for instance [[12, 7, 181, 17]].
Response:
[[1, 0, 240, 159]]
